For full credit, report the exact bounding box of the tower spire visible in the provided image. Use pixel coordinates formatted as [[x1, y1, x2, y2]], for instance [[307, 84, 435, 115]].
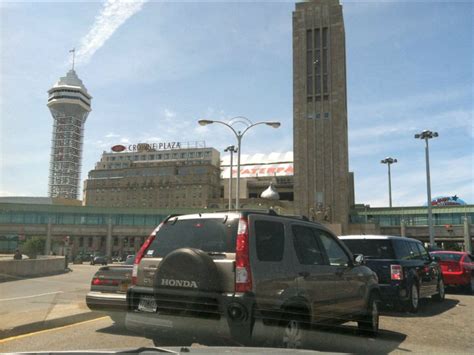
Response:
[[69, 48, 76, 70]]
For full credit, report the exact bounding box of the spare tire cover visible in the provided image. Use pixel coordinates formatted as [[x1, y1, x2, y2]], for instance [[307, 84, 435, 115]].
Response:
[[154, 248, 221, 293]]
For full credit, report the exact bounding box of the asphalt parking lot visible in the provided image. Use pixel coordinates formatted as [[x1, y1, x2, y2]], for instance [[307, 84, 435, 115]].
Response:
[[1, 290, 472, 353]]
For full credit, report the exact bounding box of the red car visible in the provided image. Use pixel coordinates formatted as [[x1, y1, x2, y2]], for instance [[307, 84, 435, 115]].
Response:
[[430, 251, 474, 293]]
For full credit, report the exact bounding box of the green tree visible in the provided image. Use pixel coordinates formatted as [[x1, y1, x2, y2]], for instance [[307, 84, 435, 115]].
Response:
[[21, 237, 46, 259]]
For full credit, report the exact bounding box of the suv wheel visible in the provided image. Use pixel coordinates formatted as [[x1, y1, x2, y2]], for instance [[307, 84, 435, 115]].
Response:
[[282, 319, 304, 348], [358, 293, 379, 336], [274, 307, 309, 349], [404, 282, 419, 313], [432, 278, 445, 301]]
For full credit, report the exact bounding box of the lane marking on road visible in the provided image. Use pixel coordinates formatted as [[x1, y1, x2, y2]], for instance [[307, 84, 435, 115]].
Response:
[[0, 316, 108, 344], [0, 291, 64, 302]]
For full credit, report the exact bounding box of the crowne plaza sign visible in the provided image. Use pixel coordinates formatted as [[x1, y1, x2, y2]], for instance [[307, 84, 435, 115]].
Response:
[[111, 142, 182, 153]]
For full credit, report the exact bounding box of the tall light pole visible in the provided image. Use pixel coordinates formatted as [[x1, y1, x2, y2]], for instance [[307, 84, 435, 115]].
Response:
[[224, 145, 237, 210], [381, 157, 397, 208], [198, 117, 280, 210], [415, 130, 439, 247]]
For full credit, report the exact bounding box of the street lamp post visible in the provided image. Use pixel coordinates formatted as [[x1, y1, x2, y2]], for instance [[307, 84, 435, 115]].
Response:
[[381, 157, 397, 208], [415, 130, 439, 247], [198, 117, 280, 210], [224, 145, 237, 210]]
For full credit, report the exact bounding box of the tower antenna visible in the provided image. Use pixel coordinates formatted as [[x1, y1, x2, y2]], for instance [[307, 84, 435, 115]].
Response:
[[69, 48, 76, 70]]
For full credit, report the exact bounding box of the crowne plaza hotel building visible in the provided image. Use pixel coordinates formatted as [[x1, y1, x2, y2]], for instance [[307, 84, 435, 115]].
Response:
[[83, 142, 221, 209]]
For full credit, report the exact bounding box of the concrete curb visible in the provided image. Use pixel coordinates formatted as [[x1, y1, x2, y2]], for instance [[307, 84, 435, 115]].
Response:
[[0, 311, 104, 340], [0, 268, 72, 283]]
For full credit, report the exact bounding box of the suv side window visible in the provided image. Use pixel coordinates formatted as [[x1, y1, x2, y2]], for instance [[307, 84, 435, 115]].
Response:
[[394, 240, 411, 260], [416, 243, 431, 262], [292, 225, 325, 265], [255, 220, 285, 262], [318, 231, 350, 267], [408, 242, 422, 260]]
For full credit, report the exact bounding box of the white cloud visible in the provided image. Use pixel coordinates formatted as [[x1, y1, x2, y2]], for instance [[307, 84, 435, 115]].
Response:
[[163, 108, 176, 119], [105, 132, 120, 138], [349, 88, 473, 143], [75, 0, 148, 66]]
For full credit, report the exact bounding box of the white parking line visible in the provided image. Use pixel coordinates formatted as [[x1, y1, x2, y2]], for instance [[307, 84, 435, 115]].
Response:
[[0, 291, 64, 302]]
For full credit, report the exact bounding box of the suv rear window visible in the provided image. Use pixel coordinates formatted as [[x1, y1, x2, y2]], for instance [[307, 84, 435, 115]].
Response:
[[433, 253, 462, 262], [145, 218, 238, 258], [342, 239, 395, 259]]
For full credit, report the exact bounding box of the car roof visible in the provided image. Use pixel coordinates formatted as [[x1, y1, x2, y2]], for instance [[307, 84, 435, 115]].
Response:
[[339, 235, 418, 242], [430, 250, 465, 255]]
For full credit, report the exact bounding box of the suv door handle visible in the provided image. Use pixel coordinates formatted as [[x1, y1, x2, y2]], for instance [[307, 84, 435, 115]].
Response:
[[298, 271, 310, 278]]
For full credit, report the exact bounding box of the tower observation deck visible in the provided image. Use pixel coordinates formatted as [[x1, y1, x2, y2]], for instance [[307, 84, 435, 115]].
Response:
[[47, 69, 92, 199]]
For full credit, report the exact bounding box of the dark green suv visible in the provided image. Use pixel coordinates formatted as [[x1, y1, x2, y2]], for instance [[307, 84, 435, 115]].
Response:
[[125, 211, 380, 348]]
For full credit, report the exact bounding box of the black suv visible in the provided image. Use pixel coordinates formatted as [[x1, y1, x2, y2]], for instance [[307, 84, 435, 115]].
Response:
[[339, 235, 445, 312], [126, 211, 380, 348]]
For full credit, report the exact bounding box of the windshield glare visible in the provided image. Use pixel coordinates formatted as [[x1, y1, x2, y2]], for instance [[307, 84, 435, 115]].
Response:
[[1, 0, 471, 353]]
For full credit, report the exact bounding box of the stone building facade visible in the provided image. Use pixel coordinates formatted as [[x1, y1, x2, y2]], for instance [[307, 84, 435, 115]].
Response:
[[293, 0, 351, 232], [83, 144, 221, 209]]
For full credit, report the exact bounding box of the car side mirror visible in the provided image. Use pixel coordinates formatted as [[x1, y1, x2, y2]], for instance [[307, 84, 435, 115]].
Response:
[[353, 254, 364, 265]]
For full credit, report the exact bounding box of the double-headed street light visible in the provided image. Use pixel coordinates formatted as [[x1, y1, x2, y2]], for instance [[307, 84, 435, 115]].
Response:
[[224, 145, 237, 210], [415, 129, 439, 247], [381, 157, 397, 208], [199, 116, 281, 210]]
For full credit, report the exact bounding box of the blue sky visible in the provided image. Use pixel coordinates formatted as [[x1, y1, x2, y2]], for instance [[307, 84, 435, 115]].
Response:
[[0, 0, 472, 207]]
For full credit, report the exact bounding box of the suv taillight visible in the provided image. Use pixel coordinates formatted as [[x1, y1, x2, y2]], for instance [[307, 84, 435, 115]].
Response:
[[235, 217, 252, 293], [391, 264, 403, 281], [131, 224, 161, 285]]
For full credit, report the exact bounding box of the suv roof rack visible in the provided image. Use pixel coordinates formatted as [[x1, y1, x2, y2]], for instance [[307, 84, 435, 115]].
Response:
[[163, 214, 182, 223], [184, 209, 322, 225]]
